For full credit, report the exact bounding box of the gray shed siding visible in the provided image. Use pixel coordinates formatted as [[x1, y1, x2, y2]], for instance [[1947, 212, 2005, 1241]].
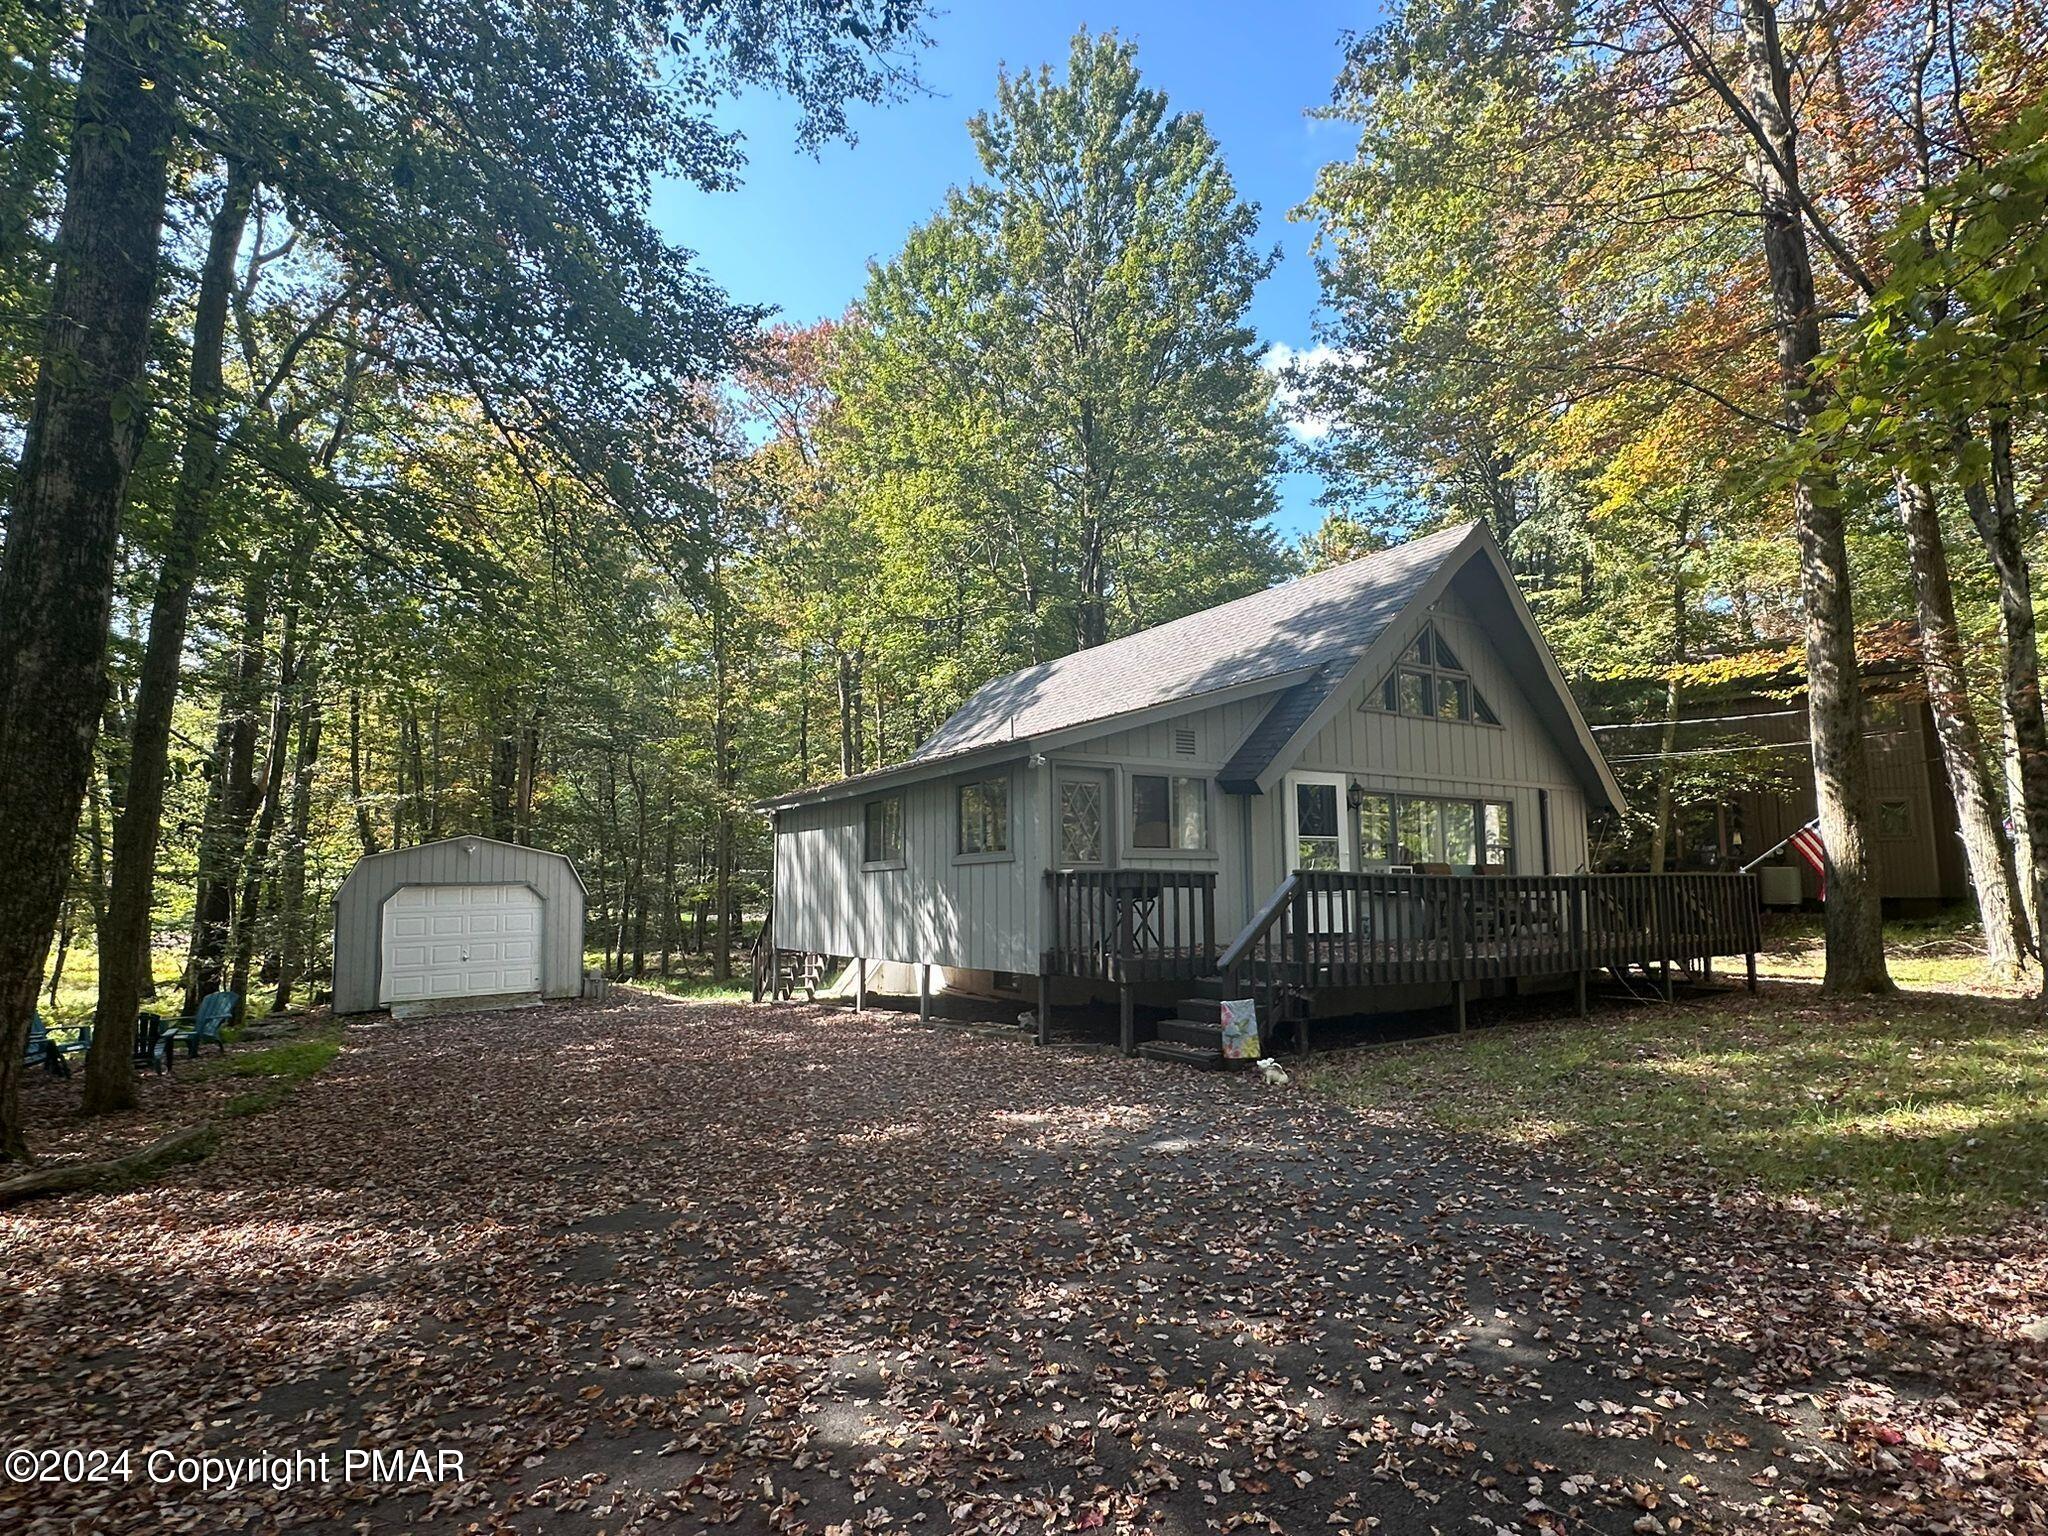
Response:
[[332, 837, 588, 1015], [773, 759, 1045, 973]]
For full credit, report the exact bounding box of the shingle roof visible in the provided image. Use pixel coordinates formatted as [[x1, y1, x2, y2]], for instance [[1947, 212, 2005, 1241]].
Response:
[[909, 522, 1478, 763]]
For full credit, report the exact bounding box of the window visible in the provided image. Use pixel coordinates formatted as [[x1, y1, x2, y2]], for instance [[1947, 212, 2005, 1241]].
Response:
[[957, 778, 1009, 856], [1482, 801, 1514, 869], [862, 796, 904, 867], [1372, 622, 1500, 726], [1360, 793, 1516, 873], [1295, 779, 1341, 869], [1878, 799, 1911, 839], [1057, 775, 1105, 864], [1355, 792, 1393, 867], [1396, 797, 1441, 866], [1442, 801, 1477, 866], [1133, 773, 1208, 851]]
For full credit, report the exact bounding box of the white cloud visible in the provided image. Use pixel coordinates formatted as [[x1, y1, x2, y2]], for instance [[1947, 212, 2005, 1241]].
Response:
[[1261, 342, 1351, 441]]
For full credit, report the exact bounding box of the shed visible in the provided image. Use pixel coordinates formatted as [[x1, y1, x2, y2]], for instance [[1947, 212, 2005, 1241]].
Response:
[[332, 836, 588, 1016]]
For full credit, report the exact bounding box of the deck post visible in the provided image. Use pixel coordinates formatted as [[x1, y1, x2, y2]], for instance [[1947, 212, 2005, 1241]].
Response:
[[918, 963, 931, 1025], [768, 945, 782, 1002], [1452, 979, 1467, 1034], [855, 958, 867, 1014], [1295, 1010, 1309, 1059], [1118, 983, 1135, 1058], [1746, 949, 1758, 993], [1572, 878, 1590, 1018], [1035, 973, 1051, 1046]]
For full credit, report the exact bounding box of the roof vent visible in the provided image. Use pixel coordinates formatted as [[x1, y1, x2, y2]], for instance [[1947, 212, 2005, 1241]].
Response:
[[1174, 728, 1197, 756]]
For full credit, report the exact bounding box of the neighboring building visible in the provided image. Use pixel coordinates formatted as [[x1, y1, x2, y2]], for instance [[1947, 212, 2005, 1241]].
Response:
[[1690, 682, 1970, 911], [759, 524, 1760, 1058], [333, 836, 588, 1016]]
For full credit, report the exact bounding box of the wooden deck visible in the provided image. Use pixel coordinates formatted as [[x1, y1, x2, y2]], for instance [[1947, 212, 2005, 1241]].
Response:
[[1046, 868, 1762, 1045]]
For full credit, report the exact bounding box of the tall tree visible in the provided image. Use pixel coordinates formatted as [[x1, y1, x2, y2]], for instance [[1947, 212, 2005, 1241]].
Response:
[[0, 0, 184, 1159], [839, 28, 1286, 676]]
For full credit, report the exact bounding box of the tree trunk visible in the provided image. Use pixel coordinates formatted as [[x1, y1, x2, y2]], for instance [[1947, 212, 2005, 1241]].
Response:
[[272, 657, 324, 1011], [1962, 413, 2048, 963], [187, 563, 270, 1012], [1738, 0, 1892, 993], [1648, 675, 1681, 874], [1894, 471, 2035, 973], [0, 0, 185, 1159], [227, 543, 312, 1024], [2009, 709, 2044, 944], [86, 164, 256, 1113], [344, 690, 378, 854]]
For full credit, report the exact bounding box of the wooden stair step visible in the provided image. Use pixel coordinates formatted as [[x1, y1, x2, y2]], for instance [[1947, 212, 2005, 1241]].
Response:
[[1136, 1039, 1225, 1070], [1175, 997, 1225, 1023], [1158, 1017, 1224, 1048]]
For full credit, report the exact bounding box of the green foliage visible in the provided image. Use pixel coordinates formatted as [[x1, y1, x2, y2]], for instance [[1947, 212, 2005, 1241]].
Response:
[[834, 28, 1287, 691]]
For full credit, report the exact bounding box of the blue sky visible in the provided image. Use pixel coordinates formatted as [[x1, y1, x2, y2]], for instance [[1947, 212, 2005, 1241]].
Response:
[[650, 2, 1372, 538]]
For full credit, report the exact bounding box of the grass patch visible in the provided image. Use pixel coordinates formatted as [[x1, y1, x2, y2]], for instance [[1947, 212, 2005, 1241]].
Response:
[[1309, 983, 2048, 1239], [200, 1032, 342, 1118], [590, 947, 757, 1004]]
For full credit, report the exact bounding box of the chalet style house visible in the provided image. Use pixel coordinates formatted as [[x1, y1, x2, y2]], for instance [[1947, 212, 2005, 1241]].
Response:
[[758, 523, 1758, 1063]]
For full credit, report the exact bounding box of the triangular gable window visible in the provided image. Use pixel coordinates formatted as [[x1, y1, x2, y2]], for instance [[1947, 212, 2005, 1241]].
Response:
[[1369, 623, 1500, 727]]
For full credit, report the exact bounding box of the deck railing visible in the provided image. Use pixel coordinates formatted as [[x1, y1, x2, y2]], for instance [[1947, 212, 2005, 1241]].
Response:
[[1043, 869, 1219, 983], [1216, 870, 1761, 1046]]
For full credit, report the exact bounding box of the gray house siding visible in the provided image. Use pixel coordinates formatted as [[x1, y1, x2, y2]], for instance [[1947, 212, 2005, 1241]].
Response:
[[773, 758, 1044, 973], [332, 836, 588, 1015], [1256, 592, 1593, 895]]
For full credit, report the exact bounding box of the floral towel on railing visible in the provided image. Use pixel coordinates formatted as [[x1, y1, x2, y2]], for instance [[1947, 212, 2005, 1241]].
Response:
[[1219, 998, 1260, 1060]]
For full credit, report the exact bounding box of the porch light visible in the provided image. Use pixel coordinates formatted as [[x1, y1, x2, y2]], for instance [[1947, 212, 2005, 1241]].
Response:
[[1346, 778, 1367, 812]]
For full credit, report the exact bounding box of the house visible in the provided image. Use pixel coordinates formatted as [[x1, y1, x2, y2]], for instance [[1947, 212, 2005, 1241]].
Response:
[[1680, 667, 1968, 911], [759, 522, 1758, 1061]]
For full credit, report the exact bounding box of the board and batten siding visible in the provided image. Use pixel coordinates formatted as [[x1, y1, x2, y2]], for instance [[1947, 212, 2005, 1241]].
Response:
[[332, 836, 588, 1014], [1252, 590, 1593, 896], [1045, 689, 1277, 939], [773, 758, 1044, 973]]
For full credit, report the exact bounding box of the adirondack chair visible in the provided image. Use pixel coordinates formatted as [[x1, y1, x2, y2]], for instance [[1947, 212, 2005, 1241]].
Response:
[[23, 1015, 65, 1076], [133, 1013, 170, 1074], [160, 992, 237, 1061]]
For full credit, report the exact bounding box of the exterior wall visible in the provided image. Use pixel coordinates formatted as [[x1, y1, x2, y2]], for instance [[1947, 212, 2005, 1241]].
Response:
[[332, 836, 588, 1014], [1044, 690, 1276, 939], [769, 593, 1610, 971], [1257, 591, 1593, 896], [1709, 694, 1962, 903], [773, 756, 1044, 973]]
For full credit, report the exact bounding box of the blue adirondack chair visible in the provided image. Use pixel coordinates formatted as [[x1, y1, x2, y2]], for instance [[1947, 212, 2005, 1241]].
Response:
[[22, 1015, 88, 1076], [161, 992, 237, 1060]]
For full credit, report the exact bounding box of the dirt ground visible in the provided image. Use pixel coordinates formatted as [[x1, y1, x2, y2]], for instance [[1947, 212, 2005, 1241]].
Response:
[[2, 990, 2041, 1534]]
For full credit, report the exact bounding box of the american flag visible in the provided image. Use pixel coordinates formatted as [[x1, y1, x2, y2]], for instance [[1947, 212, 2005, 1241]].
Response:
[[1787, 818, 1827, 901]]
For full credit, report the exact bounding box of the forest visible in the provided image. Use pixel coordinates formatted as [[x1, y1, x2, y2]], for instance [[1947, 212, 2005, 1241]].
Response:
[[1, 0, 2046, 1161]]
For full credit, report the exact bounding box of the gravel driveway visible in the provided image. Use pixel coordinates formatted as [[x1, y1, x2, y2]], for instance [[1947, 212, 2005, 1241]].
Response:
[[2, 992, 2038, 1534]]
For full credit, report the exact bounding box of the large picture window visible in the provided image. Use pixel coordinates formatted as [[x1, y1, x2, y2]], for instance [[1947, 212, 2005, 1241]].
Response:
[[1374, 623, 1501, 726], [1132, 774, 1208, 851], [1357, 793, 1515, 874], [862, 796, 904, 867], [957, 778, 1009, 856]]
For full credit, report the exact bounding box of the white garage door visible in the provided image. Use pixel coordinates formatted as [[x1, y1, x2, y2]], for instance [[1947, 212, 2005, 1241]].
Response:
[[379, 884, 542, 1005]]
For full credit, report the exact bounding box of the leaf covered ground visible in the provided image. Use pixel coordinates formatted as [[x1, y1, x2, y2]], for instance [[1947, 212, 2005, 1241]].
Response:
[[3, 992, 2043, 1535]]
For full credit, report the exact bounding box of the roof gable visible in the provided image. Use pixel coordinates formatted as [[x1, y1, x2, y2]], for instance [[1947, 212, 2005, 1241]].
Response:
[[1218, 530, 1625, 810]]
